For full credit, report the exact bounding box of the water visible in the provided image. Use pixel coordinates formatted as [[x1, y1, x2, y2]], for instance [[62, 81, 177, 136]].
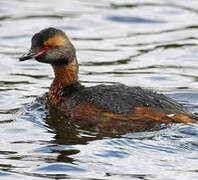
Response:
[[1, 0, 198, 179]]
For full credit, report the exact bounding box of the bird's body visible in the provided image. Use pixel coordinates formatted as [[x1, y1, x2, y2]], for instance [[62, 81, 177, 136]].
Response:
[[50, 82, 196, 132], [20, 27, 197, 133]]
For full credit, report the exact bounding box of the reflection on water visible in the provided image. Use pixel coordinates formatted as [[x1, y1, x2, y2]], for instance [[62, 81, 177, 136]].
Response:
[[1, 0, 198, 179]]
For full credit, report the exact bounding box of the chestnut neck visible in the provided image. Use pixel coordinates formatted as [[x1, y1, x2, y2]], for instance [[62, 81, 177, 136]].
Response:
[[52, 59, 79, 87], [49, 58, 81, 106]]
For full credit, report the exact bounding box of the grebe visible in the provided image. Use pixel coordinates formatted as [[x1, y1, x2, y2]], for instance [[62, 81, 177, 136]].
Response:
[[19, 27, 197, 133]]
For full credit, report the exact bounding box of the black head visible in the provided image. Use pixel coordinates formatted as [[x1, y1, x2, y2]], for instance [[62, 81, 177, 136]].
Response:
[[19, 27, 76, 66]]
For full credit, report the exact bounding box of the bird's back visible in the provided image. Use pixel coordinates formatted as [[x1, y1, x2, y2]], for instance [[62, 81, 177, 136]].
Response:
[[65, 84, 182, 113]]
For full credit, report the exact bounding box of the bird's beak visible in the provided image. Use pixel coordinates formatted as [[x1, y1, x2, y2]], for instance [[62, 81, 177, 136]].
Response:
[[19, 49, 45, 61]]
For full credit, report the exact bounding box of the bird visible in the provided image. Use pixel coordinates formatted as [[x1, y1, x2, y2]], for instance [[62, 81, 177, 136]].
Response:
[[19, 27, 197, 133]]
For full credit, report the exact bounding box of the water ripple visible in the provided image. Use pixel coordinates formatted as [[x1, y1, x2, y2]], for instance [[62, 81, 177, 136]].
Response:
[[107, 16, 165, 24]]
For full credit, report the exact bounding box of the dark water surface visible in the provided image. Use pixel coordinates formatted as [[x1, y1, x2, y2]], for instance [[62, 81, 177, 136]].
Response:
[[1, 0, 198, 179]]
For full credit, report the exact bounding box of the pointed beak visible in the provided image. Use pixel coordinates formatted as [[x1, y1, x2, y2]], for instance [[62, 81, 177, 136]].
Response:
[[19, 50, 38, 61], [19, 49, 46, 61]]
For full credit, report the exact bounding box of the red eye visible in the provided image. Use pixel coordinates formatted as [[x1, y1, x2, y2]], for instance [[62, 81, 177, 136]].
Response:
[[44, 45, 50, 50]]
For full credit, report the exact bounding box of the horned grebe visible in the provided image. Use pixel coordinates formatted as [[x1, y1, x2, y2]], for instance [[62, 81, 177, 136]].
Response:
[[19, 27, 197, 133]]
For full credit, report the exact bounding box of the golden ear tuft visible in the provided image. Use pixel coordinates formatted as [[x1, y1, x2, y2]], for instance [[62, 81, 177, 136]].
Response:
[[44, 35, 66, 46]]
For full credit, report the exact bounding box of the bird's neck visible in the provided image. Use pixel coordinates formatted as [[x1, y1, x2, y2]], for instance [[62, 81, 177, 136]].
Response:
[[48, 59, 81, 106], [53, 59, 79, 87]]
